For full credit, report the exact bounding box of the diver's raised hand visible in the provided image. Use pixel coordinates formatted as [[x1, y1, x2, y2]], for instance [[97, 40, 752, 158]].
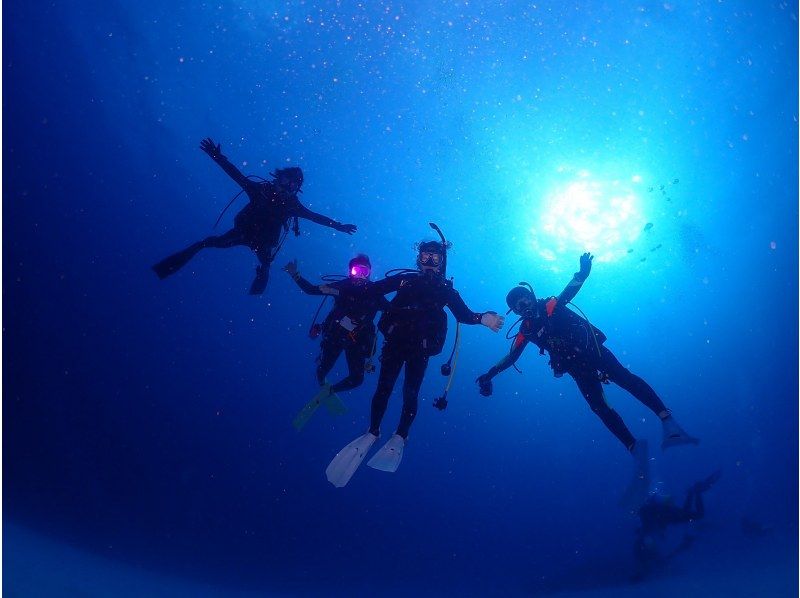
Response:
[[476, 374, 493, 397], [578, 252, 594, 280], [283, 259, 299, 277], [336, 223, 357, 235], [480, 311, 504, 332], [200, 137, 222, 160]]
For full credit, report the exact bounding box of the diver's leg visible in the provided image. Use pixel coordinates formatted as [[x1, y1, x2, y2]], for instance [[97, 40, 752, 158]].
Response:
[[152, 229, 241, 279], [248, 244, 274, 295], [694, 490, 705, 520], [685, 479, 709, 520], [201, 228, 244, 248], [316, 336, 343, 386], [396, 350, 429, 439], [571, 367, 637, 450], [368, 343, 404, 436], [330, 341, 367, 393], [600, 346, 669, 417], [682, 488, 695, 513]]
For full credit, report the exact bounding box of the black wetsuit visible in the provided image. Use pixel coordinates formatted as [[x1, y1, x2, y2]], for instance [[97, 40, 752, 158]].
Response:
[[291, 274, 389, 393], [369, 271, 484, 439], [639, 491, 704, 535], [633, 487, 706, 579], [483, 272, 668, 450], [153, 154, 346, 294]]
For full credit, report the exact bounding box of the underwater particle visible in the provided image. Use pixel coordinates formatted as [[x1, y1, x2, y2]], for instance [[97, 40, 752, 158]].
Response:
[[650, 244, 662, 252], [659, 185, 665, 191], [643, 222, 653, 232], [627, 248, 634, 253], [672, 178, 679, 184], [770, 241, 777, 250], [648, 186, 654, 192], [640, 257, 647, 262]]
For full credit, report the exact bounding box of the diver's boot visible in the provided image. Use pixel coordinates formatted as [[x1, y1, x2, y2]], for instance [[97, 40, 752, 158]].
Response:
[[661, 415, 700, 450], [248, 265, 269, 295], [152, 242, 203, 279], [620, 439, 650, 510]]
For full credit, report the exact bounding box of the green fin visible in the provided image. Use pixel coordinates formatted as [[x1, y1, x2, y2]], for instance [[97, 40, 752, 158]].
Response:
[[292, 385, 331, 431], [322, 390, 347, 415]]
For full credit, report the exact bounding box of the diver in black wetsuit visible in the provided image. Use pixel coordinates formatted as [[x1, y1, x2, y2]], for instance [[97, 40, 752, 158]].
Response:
[[324, 228, 505, 487], [476, 253, 698, 467], [633, 471, 721, 581], [284, 254, 388, 396], [152, 137, 357, 295], [368, 239, 504, 441]]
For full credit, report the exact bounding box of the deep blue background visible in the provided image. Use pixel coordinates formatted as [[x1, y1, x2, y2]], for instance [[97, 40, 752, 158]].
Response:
[[5, 1, 798, 595]]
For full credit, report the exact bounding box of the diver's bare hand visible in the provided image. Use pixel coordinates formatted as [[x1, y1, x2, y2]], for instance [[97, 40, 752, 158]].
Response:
[[480, 311, 504, 332], [283, 259, 299, 277], [200, 137, 222, 160], [578, 252, 594, 280]]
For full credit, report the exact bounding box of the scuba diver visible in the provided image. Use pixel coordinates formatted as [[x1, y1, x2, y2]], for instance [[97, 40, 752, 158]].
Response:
[[284, 254, 390, 430], [152, 137, 357, 295], [325, 224, 505, 487], [632, 470, 721, 581], [475, 253, 698, 493]]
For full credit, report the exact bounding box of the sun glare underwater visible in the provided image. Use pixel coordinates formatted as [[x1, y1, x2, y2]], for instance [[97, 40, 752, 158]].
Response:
[[5, 1, 798, 597], [532, 167, 651, 264]]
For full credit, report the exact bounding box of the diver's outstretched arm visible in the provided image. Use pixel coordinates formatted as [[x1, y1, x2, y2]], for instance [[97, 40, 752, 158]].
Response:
[[445, 288, 504, 331], [200, 137, 251, 190], [445, 289, 485, 325], [293, 203, 357, 234], [557, 252, 593, 305], [476, 336, 528, 396], [283, 259, 336, 296]]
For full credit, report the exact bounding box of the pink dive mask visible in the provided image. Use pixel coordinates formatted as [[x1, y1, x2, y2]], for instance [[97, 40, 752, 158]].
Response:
[[350, 263, 371, 279]]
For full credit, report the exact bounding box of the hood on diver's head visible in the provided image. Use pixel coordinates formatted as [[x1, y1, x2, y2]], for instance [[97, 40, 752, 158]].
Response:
[[415, 240, 449, 274], [505, 284, 536, 315]]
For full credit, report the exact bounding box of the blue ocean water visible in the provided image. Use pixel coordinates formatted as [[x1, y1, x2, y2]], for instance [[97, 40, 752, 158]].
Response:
[[5, 1, 798, 596]]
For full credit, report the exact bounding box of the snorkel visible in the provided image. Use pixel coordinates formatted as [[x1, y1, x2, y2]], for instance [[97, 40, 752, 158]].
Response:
[[429, 222, 447, 270]]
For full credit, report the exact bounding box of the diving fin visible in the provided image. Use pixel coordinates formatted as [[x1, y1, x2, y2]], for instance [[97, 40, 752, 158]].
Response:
[[325, 432, 378, 488], [152, 243, 202, 279], [619, 439, 650, 511], [661, 416, 700, 450], [321, 389, 347, 416], [292, 384, 346, 431], [367, 434, 405, 473]]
